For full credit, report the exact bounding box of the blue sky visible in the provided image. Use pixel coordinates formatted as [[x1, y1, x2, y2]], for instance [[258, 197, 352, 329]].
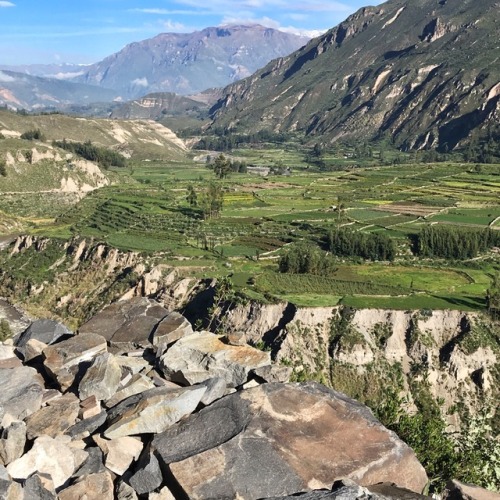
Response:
[[0, 0, 384, 65]]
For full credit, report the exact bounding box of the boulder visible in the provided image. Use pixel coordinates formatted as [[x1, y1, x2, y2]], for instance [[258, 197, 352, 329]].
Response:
[[0, 345, 21, 369], [263, 479, 430, 499], [72, 446, 106, 478], [198, 377, 227, 406], [42, 333, 108, 391], [149, 486, 176, 500], [116, 480, 139, 500], [58, 471, 114, 500], [129, 446, 163, 495], [7, 435, 87, 489], [78, 352, 122, 401], [158, 331, 271, 387], [66, 411, 107, 439], [23, 338, 48, 363], [104, 373, 156, 409], [152, 311, 193, 348], [0, 366, 44, 426], [94, 435, 143, 476], [0, 421, 26, 466], [0, 464, 23, 500], [15, 319, 72, 351], [252, 364, 293, 384], [104, 385, 207, 439], [78, 298, 169, 350], [25, 393, 80, 439], [79, 395, 102, 420], [22, 473, 57, 500], [158, 383, 427, 499], [444, 480, 500, 500]]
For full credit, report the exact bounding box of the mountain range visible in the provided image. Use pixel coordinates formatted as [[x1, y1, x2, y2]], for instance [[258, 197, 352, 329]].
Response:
[[73, 25, 309, 99], [0, 25, 308, 109], [209, 0, 500, 151]]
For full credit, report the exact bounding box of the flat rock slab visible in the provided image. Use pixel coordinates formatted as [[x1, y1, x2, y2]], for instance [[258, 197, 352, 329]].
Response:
[[78, 298, 169, 349], [7, 435, 87, 489], [153, 311, 193, 347], [159, 331, 271, 387], [162, 383, 427, 499], [94, 435, 143, 476], [58, 471, 114, 500], [25, 393, 80, 439], [15, 319, 72, 351], [0, 366, 44, 426], [105, 385, 207, 439], [42, 333, 108, 391]]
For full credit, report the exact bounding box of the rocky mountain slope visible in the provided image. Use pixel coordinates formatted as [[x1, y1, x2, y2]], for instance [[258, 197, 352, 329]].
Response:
[[209, 0, 500, 151], [0, 70, 118, 111], [0, 296, 430, 499], [73, 25, 309, 98]]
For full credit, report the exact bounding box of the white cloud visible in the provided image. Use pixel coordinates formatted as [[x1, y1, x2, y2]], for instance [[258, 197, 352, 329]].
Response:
[[0, 1, 15, 7], [131, 77, 149, 87], [159, 20, 187, 31], [0, 71, 16, 82]]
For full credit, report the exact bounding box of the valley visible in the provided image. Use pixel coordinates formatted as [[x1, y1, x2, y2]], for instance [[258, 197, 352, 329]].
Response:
[[0, 0, 499, 494]]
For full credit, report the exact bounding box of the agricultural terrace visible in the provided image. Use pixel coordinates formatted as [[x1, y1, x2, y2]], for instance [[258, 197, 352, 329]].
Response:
[[6, 153, 500, 312]]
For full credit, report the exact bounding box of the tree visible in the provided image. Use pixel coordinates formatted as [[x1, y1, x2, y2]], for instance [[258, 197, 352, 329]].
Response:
[[486, 273, 500, 320], [0, 158, 6, 177], [186, 184, 198, 207], [201, 181, 223, 219], [213, 154, 231, 179]]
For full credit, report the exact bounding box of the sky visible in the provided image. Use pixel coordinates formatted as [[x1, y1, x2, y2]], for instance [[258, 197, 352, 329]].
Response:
[[0, 0, 384, 66]]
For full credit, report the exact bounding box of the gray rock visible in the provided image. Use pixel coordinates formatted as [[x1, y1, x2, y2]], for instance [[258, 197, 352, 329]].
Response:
[[152, 311, 193, 348], [65, 411, 107, 439], [0, 345, 21, 370], [153, 392, 252, 464], [264, 479, 430, 499], [72, 447, 106, 478], [23, 473, 57, 500], [0, 464, 23, 500], [42, 333, 108, 391], [15, 319, 72, 360], [198, 377, 227, 406], [0, 366, 44, 427], [252, 364, 293, 384], [116, 480, 139, 500], [78, 298, 169, 350], [25, 393, 80, 440], [0, 421, 26, 466], [158, 331, 271, 387], [105, 385, 206, 439], [129, 446, 163, 495], [78, 352, 122, 401], [104, 373, 156, 409], [79, 395, 102, 420], [164, 383, 428, 499], [58, 471, 114, 500]]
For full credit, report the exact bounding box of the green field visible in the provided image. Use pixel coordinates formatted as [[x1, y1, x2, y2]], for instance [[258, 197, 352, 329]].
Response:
[[1, 145, 499, 312]]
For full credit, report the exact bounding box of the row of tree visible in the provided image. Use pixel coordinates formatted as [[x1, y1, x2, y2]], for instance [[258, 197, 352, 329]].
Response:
[[52, 139, 127, 168], [328, 227, 396, 261], [415, 226, 500, 260], [278, 243, 336, 275], [186, 182, 224, 219]]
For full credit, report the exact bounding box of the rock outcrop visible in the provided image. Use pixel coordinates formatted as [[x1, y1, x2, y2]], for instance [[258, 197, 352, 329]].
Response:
[[0, 298, 430, 498]]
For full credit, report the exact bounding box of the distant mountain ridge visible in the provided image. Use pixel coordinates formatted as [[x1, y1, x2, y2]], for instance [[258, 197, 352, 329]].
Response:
[[72, 25, 310, 98], [0, 70, 118, 110], [209, 0, 500, 151]]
